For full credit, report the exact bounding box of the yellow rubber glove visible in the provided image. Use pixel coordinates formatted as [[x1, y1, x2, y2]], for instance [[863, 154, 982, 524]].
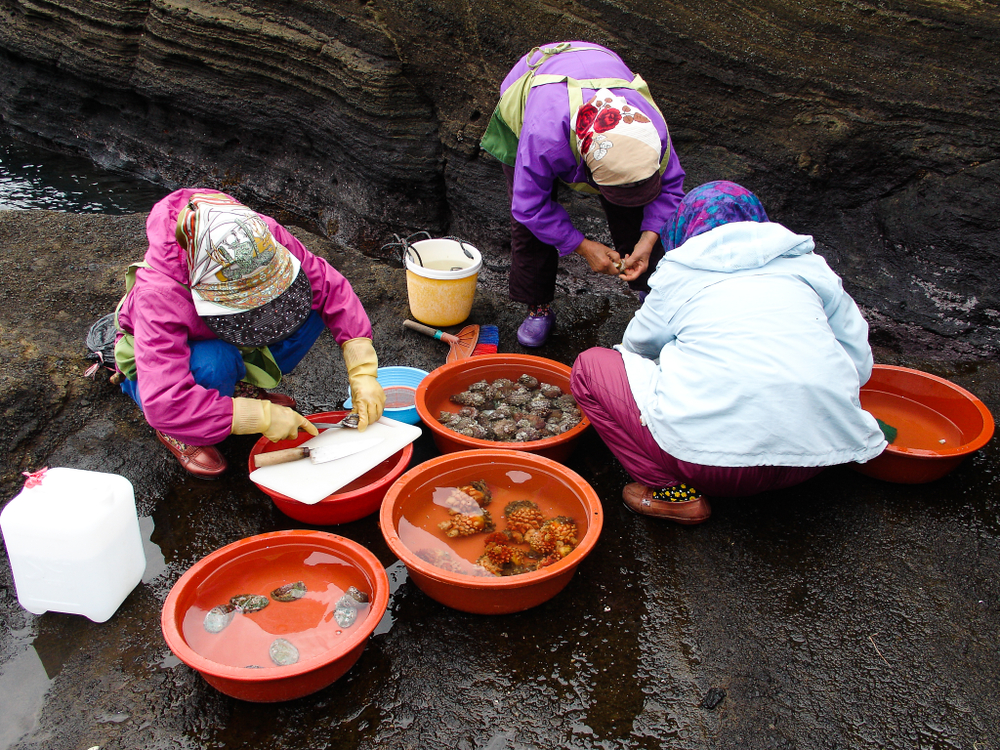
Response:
[[231, 398, 319, 442], [341, 337, 385, 431]]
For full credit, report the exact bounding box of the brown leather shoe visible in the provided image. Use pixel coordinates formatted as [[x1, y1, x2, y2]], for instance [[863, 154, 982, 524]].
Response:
[[233, 382, 297, 410], [156, 431, 228, 479], [622, 483, 711, 525]]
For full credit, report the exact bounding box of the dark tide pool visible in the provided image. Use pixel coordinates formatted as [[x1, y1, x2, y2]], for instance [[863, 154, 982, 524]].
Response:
[[0, 132, 168, 214]]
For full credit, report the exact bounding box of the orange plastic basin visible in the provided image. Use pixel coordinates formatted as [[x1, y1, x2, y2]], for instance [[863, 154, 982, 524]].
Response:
[[380, 449, 603, 615], [415, 353, 589, 462], [856, 365, 994, 483], [161, 530, 389, 702]]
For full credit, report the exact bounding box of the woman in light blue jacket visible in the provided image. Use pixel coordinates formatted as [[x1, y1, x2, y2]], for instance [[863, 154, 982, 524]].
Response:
[[570, 181, 887, 524]]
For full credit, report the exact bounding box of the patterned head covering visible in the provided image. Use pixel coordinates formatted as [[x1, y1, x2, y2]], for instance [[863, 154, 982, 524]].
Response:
[[661, 181, 770, 252], [572, 89, 661, 207], [176, 193, 313, 347]]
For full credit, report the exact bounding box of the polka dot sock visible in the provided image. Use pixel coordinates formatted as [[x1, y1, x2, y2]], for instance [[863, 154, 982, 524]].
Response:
[[651, 484, 701, 503]]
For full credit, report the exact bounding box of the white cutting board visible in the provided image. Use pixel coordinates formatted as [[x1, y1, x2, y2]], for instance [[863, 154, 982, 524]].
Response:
[[250, 416, 422, 505]]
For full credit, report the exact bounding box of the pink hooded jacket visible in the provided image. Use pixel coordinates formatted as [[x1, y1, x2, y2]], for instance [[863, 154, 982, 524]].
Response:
[[117, 188, 372, 445]]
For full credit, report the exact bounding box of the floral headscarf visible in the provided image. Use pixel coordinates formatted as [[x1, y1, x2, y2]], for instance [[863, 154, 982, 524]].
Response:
[[660, 181, 770, 252], [571, 88, 662, 206]]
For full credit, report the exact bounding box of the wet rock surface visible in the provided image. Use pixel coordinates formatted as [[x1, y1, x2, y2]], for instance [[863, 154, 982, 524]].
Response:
[[0, 209, 998, 749], [1, 0, 999, 357]]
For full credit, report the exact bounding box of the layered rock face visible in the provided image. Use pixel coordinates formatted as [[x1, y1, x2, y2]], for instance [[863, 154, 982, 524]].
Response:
[[1, 0, 998, 358]]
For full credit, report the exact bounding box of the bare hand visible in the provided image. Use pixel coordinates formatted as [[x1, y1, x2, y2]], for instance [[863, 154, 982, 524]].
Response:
[[619, 231, 660, 282], [574, 238, 622, 276]]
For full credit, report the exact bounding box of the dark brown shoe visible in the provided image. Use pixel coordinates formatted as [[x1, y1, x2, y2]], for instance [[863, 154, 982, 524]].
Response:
[[156, 431, 228, 478], [233, 382, 297, 410], [622, 483, 711, 525]]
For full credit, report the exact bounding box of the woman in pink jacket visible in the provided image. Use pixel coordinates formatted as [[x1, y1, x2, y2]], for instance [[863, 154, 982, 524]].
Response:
[[115, 189, 385, 478]]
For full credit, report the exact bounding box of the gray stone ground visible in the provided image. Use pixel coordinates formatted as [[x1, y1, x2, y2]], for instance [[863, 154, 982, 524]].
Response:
[[0, 210, 998, 750]]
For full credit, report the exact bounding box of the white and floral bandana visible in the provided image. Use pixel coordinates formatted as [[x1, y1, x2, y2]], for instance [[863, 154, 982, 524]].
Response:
[[179, 193, 295, 313], [176, 193, 313, 347], [571, 88, 660, 187]]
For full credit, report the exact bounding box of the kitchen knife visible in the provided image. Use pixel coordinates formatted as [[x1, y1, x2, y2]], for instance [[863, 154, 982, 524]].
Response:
[[253, 437, 383, 468]]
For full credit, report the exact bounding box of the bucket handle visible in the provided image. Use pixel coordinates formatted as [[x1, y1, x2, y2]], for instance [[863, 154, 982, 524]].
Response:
[[440, 236, 476, 260], [381, 232, 476, 267], [380, 231, 433, 267]]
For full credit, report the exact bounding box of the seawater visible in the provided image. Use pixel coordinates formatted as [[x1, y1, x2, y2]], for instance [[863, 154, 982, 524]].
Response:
[[0, 133, 168, 213], [420, 259, 470, 271], [860, 391, 963, 450], [180, 548, 372, 669], [397, 466, 587, 576]]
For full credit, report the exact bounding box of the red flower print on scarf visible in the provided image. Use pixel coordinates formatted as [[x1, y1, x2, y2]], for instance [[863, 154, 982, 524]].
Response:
[[575, 103, 599, 138], [594, 107, 622, 133], [580, 133, 593, 154]]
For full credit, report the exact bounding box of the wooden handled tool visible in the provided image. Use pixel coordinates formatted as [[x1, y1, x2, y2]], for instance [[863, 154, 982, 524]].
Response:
[[403, 319, 480, 363]]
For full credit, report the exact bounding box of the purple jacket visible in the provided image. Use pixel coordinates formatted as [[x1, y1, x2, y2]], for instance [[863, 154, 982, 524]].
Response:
[[503, 42, 686, 254], [117, 188, 372, 445]]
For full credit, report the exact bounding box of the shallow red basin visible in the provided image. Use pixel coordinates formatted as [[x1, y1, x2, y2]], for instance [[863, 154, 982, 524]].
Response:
[[380, 449, 603, 615], [856, 365, 994, 483], [161, 530, 389, 702]]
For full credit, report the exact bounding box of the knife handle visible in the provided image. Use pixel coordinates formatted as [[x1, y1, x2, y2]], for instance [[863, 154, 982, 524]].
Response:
[[254, 446, 309, 468]]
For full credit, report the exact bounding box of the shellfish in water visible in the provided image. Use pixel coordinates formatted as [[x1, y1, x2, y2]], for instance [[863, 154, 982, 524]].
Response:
[[334, 603, 358, 628], [332, 587, 370, 627], [440, 375, 581, 443], [203, 604, 236, 633], [438, 508, 495, 537], [269, 638, 300, 666], [344, 586, 369, 604], [230, 594, 270, 613], [270, 581, 307, 602]]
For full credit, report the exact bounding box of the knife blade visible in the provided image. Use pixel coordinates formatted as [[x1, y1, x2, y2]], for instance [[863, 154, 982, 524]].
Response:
[[311, 414, 360, 430], [253, 437, 383, 468]]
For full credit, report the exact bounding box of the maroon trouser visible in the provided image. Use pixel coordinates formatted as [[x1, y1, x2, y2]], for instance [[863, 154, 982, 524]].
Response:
[[503, 164, 663, 305], [570, 347, 826, 496]]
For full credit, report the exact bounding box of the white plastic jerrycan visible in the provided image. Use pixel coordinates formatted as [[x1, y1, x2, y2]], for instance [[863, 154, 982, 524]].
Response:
[[1, 467, 146, 623]]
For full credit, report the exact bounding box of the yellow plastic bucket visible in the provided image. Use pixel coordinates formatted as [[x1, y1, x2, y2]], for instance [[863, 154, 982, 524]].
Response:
[[404, 238, 482, 327]]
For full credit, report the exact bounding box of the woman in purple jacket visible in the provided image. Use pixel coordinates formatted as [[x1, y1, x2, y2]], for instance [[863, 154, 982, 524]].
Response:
[[115, 189, 385, 478], [480, 41, 686, 347]]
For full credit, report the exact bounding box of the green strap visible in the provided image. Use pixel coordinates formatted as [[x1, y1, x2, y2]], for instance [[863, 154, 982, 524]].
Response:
[[238, 346, 282, 390], [113, 261, 151, 380], [482, 43, 608, 167], [114, 261, 151, 329]]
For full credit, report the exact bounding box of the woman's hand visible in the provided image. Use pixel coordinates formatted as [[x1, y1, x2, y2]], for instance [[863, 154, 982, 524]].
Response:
[[230, 398, 319, 442], [574, 238, 622, 276], [619, 231, 660, 282]]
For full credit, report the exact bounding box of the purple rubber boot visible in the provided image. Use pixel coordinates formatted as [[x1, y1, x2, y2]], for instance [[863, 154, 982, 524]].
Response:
[[517, 305, 556, 347]]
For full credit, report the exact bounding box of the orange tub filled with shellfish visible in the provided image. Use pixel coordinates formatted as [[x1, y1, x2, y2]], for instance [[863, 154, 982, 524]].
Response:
[[415, 353, 590, 462], [380, 449, 603, 614]]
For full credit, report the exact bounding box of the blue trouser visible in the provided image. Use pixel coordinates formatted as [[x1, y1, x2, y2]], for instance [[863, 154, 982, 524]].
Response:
[[121, 311, 326, 410]]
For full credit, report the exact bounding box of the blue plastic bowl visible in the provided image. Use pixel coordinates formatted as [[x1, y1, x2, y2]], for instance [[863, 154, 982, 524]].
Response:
[[345, 366, 429, 425]]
